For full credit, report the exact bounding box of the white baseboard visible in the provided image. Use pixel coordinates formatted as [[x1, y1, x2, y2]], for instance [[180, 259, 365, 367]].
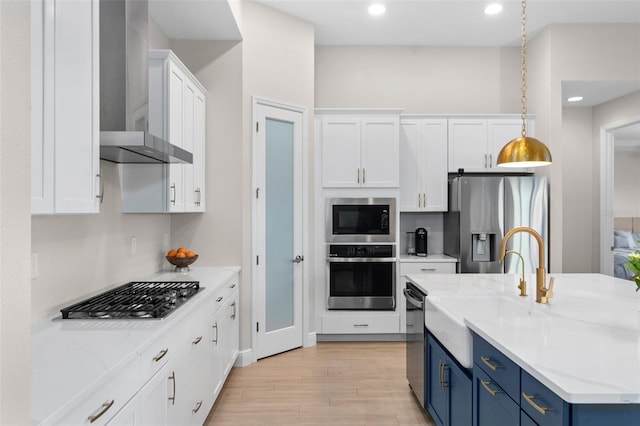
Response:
[[234, 332, 317, 368], [234, 349, 254, 367], [304, 331, 317, 347]]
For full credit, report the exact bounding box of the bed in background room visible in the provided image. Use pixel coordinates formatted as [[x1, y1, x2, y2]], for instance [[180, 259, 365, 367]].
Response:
[[613, 217, 640, 280]]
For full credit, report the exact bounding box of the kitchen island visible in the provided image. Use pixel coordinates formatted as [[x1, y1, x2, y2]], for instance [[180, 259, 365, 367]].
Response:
[[406, 273, 640, 425], [31, 266, 240, 425]]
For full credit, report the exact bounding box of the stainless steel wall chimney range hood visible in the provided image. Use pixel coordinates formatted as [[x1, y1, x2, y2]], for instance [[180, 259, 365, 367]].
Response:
[[99, 0, 192, 164]]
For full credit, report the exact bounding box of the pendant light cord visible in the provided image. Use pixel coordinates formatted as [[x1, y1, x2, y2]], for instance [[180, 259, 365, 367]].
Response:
[[520, 0, 528, 138]]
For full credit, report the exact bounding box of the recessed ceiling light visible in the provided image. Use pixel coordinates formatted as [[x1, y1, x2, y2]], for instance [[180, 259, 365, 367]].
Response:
[[567, 96, 584, 102], [368, 3, 386, 16], [484, 3, 503, 15]]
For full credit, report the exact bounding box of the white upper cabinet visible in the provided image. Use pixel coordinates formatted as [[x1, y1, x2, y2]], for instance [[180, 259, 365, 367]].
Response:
[[319, 110, 400, 188], [122, 50, 207, 213], [448, 117, 532, 173], [400, 118, 448, 212], [31, 0, 101, 214]]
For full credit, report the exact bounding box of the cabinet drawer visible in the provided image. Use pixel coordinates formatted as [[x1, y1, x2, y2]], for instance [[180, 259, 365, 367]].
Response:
[[521, 370, 568, 426], [400, 262, 455, 276], [473, 333, 520, 402], [211, 278, 238, 314], [56, 360, 139, 426], [473, 366, 520, 426], [321, 313, 399, 334]]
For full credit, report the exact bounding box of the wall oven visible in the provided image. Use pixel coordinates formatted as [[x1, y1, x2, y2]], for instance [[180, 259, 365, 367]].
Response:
[[326, 244, 396, 310], [326, 198, 396, 243]]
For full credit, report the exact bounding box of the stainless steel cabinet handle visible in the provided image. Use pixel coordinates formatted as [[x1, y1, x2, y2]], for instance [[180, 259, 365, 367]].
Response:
[[353, 324, 369, 328], [438, 361, 443, 387], [88, 400, 114, 423], [192, 336, 202, 345], [481, 380, 501, 396], [293, 255, 304, 263], [168, 371, 176, 405], [95, 170, 104, 203], [420, 268, 436, 272], [230, 301, 236, 319], [489, 154, 493, 168], [153, 348, 168, 362], [170, 183, 176, 205], [422, 193, 426, 208], [216, 296, 223, 302], [230, 283, 236, 289], [192, 400, 203, 414], [480, 356, 499, 371], [417, 194, 421, 207], [362, 168, 366, 184], [441, 364, 449, 388], [212, 322, 219, 344], [523, 392, 550, 415], [484, 154, 488, 168]]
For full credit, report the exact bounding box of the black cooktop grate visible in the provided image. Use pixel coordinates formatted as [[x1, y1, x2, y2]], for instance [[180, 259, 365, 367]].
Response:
[[60, 281, 200, 319]]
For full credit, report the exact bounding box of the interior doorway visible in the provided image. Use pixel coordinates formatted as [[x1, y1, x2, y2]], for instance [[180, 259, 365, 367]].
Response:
[[252, 97, 308, 361], [599, 116, 640, 276]]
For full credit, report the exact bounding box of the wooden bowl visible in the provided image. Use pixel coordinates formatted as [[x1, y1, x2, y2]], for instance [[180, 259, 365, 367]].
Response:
[[166, 254, 198, 268]]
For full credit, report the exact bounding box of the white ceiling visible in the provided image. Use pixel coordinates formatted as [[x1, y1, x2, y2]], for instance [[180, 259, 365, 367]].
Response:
[[255, 0, 640, 47], [149, 0, 640, 137]]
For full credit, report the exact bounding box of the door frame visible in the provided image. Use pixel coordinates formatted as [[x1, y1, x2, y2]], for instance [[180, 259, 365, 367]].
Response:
[[251, 96, 311, 363], [599, 115, 640, 275]]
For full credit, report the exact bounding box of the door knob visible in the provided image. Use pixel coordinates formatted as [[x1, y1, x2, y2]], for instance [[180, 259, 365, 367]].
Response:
[[293, 255, 304, 263]]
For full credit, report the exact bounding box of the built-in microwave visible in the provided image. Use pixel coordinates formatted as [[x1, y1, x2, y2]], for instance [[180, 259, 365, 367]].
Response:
[[326, 198, 396, 243]]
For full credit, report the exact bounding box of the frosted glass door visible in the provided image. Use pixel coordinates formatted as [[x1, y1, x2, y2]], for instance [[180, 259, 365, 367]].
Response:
[[254, 101, 304, 360], [265, 118, 294, 332]]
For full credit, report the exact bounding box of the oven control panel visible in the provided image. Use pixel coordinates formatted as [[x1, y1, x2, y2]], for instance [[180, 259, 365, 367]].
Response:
[[328, 244, 395, 258]]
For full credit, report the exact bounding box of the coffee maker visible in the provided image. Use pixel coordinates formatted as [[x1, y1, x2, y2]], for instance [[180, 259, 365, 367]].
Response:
[[415, 228, 428, 256]]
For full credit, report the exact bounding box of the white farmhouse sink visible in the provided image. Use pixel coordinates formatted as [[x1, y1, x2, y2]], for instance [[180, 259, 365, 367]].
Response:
[[425, 295, 542, 368]]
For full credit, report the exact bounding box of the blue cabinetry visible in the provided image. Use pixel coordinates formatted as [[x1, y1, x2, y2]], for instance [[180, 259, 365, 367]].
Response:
[[426, 333, 472, 426], [471, 332, 640, 426]]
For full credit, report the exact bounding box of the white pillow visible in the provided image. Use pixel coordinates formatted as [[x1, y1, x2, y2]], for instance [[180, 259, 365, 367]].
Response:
[[614, 230, 636, 248]]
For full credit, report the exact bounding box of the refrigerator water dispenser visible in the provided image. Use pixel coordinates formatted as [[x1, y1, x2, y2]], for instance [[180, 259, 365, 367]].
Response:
[[472, 233, 494, 262]]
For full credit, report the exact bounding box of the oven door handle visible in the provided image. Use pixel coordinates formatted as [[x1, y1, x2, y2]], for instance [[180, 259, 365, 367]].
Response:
[[403, 288, 424, 309], [326, 257, 397, 263]]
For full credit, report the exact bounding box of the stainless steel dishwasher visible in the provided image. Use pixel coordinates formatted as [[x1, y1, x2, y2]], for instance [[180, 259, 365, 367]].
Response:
[[404, 281, 427, 407]]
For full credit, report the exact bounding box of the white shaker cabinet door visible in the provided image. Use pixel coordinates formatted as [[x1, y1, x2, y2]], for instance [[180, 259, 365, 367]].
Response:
[[321, 117, 361, 187], [447, 119, 488, 173], [31, 0, 100, 214], [421, 119, 448, 211], [399, 118, 447, 212], [361, 116, 399, 187]]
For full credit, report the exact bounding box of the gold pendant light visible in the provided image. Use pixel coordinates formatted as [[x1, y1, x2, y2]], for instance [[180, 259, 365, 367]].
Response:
[[497, 0, 552, 168]]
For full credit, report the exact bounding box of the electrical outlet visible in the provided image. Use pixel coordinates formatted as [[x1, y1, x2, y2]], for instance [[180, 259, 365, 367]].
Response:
[[131, 237, 137, 255], [31, 253, 39, 280]]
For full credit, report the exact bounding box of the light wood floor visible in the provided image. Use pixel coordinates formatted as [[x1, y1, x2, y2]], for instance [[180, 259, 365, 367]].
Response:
[[205, 341, 436, 425]]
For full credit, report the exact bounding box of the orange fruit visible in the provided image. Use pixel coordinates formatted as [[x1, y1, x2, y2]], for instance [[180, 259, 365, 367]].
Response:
[[167, 249, 177, 257], [186, 250, 196, 258], [177, 247, 187, 254], [175, 252, 186, 258]]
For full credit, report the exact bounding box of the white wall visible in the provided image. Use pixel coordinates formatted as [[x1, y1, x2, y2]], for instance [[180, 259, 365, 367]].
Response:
[[30, 19, 175, 321], [170, 2, 315, 354], [528, 23, 640, 272], [1, 1, 31, 423], [614, 148, 640, 215], [316, 46, 521, 114], [239, 1, 315, 350], [561, 107, 595, 272]]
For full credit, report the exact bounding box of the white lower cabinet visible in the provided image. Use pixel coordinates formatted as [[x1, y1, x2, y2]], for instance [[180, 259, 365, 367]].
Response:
[[321, 312, 400, 334], [60, 274, 239, 426]]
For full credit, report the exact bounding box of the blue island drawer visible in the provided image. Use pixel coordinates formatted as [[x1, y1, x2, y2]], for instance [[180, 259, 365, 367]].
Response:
[[473, 333, 520, 402], [521, 370, 568, 426]]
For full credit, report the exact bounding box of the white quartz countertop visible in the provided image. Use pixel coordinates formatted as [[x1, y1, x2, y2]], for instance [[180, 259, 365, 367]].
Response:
[[406, 272, 640, 404], [31, 266, 240, 425], [399, 254, 457, 262]]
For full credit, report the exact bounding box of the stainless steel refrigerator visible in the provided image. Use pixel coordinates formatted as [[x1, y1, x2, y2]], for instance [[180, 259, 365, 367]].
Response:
[[444, 175, 549, 274]]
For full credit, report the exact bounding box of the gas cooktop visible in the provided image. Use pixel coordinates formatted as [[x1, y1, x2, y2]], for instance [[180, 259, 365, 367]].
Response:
[[60, 280, 201, 319]]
